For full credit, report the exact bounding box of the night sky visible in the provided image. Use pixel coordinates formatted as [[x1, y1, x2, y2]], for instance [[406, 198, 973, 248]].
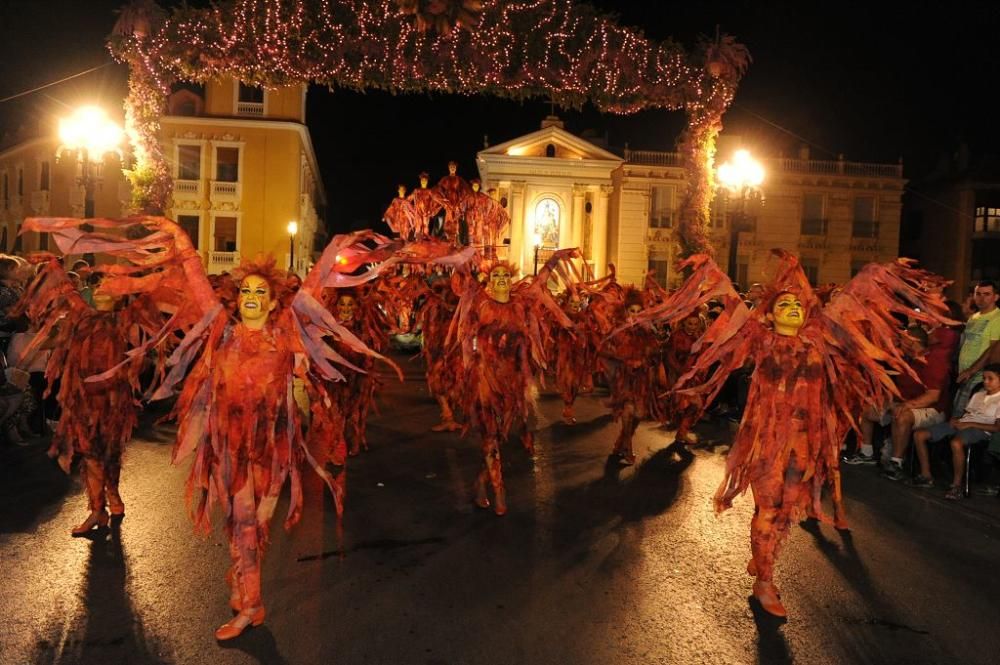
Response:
[[1, 0, 997, 233]]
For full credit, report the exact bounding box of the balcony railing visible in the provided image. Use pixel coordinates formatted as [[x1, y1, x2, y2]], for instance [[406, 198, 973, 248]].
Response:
[[207, 251, 240, 274], [623, 149, 682, 167], [236, 101, 264, 117], [174, 179, 203, 197], [623, 149, 903, 178], [850, 237, 880, 253], [210, 180, 241, 202], [775, 158, 902, 178]]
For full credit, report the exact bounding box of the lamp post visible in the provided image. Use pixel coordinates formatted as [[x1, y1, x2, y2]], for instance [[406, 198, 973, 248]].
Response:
[[57, 106, 125, 220], [532, 231, 543, 276], [287, 220, 298, 272], [716, 149, 764, 286]]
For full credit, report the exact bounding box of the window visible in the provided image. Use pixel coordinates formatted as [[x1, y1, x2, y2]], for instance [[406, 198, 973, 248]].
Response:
[[12, 223, 22, 251], [801, 193, 826, 235], [238, 83, 264, 104], [215, 147, 239, 182], [648, 258, 669, 286], [39, 161, 50, 191], [736, 255, 749, 290], [974, 206, 1000, 233], [801, 257, 819, 286], [213, 216, 238, 252], [545, 144, 556, 158], [178, 214, 200, 249], [178, 144, 201, 180], [852, 196, 878, 237], [649, 185, 676, 229], [236, 83, 265, 116], [708, 194, 726, 229], [533, 198, 560, 247], [16, 168, 23, 197]]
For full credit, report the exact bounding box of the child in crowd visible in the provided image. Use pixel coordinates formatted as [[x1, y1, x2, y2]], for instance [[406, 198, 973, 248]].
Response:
[[912, 363, 1000, 499]]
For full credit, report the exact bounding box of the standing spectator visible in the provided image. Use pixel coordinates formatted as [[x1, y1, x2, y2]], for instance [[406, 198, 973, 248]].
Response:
[[747, 283, 765, 309], [0, 256, 27, 354], [912, 364, 1000, 498], [953, 281, 1000, 415]]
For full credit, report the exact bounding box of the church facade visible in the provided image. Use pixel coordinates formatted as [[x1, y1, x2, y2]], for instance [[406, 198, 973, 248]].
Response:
[[477, 118, 906, 289]]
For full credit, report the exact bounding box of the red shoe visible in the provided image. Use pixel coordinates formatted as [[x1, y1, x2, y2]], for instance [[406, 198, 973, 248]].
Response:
[[71, 510, 110, 537], [492, 486, 507, 516], [215, 606, 265, 641], [752, 581, 787, 617], [615, 451, 636, 466], [431, 420, 461, 432], [561, 406, 577, 425]]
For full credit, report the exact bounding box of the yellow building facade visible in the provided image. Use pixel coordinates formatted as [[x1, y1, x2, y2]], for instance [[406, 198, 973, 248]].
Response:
[[162, 77, 325, 275], [0, 135, 129, 254], [478, 120, 906, 289], [1, 76, 325, 276]]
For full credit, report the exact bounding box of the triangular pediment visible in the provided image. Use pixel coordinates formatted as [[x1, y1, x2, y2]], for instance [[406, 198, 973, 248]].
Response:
[[480, 124, 623, 163]]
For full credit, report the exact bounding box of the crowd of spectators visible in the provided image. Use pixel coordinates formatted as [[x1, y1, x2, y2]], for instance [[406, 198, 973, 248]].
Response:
[[841, 280, 1000, 499]]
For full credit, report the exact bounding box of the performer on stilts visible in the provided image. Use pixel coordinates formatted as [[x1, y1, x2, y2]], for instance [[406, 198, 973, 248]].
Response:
[[629, 249, 951, 616]]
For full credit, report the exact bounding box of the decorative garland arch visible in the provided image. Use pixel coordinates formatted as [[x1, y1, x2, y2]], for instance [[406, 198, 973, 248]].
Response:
[[109, 0, 749, 257]]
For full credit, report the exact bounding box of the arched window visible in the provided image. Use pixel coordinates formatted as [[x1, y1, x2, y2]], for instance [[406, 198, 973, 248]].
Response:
[[533, 198, 560, 247], [545, 143, 556, 158]]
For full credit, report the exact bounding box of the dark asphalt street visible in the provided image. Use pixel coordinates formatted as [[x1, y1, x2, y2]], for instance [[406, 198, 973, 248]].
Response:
[[3, 355, 1000, 665]]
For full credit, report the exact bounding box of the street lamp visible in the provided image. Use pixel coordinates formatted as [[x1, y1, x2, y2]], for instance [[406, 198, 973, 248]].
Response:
[[716, 149, 765, 286], [532, 231, 543, 276], [287, 220, 298, 272], [57, 106, 125, 219]]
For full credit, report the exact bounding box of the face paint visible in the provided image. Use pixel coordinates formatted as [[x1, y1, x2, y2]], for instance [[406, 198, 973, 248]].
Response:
[[627, 303, 643, 318], [489, 266, 512, 303], [770, 292, 805, 336], [682, 316, 701, 336], [336, 294, 357, 323], [238, 274, 276, 328], [93, 293, 117, 312]]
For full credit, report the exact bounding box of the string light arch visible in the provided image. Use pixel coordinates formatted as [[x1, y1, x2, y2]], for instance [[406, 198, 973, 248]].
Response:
[[109, 0, 750, 257]]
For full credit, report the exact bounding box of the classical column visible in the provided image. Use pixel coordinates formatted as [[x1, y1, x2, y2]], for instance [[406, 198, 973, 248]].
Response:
[[571, 185, 585, 251], [591, 185, 611, 278], [508, 181, 526, 274]]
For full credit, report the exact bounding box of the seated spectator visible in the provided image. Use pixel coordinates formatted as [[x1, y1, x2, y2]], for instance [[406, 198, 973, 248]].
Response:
[[875, 326, 952, 477], [849, 326, 949, 467], [912, 363, 1000, 499]]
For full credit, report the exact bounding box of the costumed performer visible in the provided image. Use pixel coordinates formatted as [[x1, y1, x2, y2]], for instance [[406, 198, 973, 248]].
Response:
[[449, 250, 582, 514], [13, 255, 162, 536], [632, 249, 951, 617], [36, 216, 402, 640]]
